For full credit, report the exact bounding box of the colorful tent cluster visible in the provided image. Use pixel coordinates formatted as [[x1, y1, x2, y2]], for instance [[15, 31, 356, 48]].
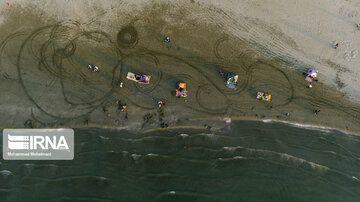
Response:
[[305, 68, 318, 82], [226, 73, 238, 90]]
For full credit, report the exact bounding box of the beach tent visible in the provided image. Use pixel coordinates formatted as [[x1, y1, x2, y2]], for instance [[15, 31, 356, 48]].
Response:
[[176, 82, 187, 97], [126, 72, 151, 84], [307, 68, 318, 79], [226, 73, 238, 90]]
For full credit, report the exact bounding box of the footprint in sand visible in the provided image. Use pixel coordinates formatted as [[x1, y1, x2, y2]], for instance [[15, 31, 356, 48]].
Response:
[[343, 49, 358, 61]]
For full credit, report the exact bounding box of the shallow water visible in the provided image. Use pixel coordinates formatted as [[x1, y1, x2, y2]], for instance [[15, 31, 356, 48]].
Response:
[[1, 121, 360, 201]]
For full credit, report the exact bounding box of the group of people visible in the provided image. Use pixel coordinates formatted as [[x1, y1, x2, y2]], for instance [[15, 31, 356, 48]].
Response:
[[88, 65, 99, 72]]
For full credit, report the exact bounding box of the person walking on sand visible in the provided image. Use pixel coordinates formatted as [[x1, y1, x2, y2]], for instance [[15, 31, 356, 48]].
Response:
[[121, 104, 127, 112], [334, 43, 339, 49], [93, 66, 99, 72], [158, 100, 165, 108], [164, 36, 171, 43]]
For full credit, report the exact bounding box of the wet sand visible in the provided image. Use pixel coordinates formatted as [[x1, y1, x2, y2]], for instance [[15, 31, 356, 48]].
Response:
[[0, 1, 359, 135]]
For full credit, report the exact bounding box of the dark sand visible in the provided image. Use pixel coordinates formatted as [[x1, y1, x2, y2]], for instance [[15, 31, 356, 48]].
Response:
[[0, 3, 359, 135]]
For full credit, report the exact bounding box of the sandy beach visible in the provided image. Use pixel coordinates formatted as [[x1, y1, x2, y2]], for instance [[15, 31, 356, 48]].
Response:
[[0, 0, 359, 135]]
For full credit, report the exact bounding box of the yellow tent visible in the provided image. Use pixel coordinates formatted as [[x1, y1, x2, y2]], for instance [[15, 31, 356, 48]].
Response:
[[179, 83, 186, 89]]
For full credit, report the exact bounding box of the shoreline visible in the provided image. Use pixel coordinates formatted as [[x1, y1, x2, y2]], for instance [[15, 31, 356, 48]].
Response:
[[66, 116, 359, 137]]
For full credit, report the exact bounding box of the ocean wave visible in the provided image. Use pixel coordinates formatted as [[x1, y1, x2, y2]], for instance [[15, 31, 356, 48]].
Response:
[[98, 176, 108, 180], [146, 153, 159, 157], [0, 170, 12, 177], [262, 119, 332, 133], [199, 133, 215, 137], [223, 146, 243, 152], [247, 147, 330, 172], [221, 146, 330, 172], [351, 176, 359, 181], [169, 191, 176, 194], [131, 154, 141, 161], [99, 136, 110, 140], [233, 156, 243, 159]]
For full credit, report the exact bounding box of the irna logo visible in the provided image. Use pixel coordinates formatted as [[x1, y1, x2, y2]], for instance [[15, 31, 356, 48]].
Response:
[[8, 134, 69, 150], [3, 129, 74, 160]]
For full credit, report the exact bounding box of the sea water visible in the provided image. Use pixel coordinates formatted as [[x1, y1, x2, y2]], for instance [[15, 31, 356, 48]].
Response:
[[0, 120, 360, 201]]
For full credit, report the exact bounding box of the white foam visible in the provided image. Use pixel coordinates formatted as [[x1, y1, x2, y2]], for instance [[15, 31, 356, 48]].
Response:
[[131, 154, 141, 160], [233, 156, 243, 159], [0, 170, 12, 176], [352, 176, 359, 181], [99, 136, 110, 140], [98, 177, 107, 180], [180, 133, 189, 137], [223, 146, 243, 151], [262, 119, 332, 133], [169, 191, 176, 194], [146, 153, 159, 157], [200, 133, 215, 137]]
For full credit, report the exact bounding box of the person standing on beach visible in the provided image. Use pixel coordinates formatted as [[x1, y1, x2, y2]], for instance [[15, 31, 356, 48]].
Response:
[[315, 109, 321, 115], [158, 100, 165, 108]]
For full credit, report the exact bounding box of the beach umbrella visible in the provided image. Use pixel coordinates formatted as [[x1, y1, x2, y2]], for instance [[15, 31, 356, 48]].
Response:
[[307, 68, 318, 78]]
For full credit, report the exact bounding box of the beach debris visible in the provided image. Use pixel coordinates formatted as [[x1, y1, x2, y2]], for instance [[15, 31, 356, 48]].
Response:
[[305, 68, 318, 82], [219, 69, 225, 76], [315, 109, 321, 115], [24, 119, 34, 128], [203, 124, 212, 129], [126, 72, 150, 84], [160, 123, 168, 128], [176, 82, 187, 97], [226, 73, 238, 90], [164, 36, 171, 43], [102, 106, 108, 113], [88, 65, 99, 73], [119, 82, 123, 88], [257, 91, 271, 102]]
